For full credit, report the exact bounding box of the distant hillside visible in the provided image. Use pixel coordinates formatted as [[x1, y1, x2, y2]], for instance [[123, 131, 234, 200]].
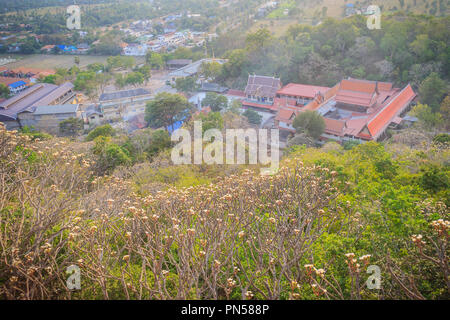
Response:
[[0, 0, 118, 13], [249, 0, 448, 37], [298, 0, 448, 19]]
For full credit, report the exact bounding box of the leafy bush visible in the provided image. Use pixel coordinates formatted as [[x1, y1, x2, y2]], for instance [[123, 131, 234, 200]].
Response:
[[92, 136, 132, 174], [86, 124, 115, 141], [433, 133, 450, 145], [20, 126, 52, 141], [242, 109, 262, 125]]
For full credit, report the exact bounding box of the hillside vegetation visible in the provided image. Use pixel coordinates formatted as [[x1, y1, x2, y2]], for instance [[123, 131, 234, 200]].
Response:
[[0, 121, 448, 300]]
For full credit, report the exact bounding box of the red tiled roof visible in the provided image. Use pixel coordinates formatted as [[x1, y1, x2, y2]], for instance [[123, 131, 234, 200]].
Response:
[[377, 82, 393, 92], [335, 89, 376, 107], [242, 100, 278, 111], [275, 108, 296, 122], [226, 89, 246, 97], [277, 83, 330, 99], [304, 83, 340, 111], [324, 118, 346, 136], [335, 79, 395, 108], [367, 84, 416, 139], [340, 79, 376, 93]]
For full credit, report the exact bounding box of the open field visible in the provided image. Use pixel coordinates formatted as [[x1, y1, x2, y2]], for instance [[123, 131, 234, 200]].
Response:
[[0, 54, 145, 70]]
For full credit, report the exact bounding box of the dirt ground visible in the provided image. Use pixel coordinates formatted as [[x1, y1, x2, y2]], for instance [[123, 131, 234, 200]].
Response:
[[102, 69, 175, 95]]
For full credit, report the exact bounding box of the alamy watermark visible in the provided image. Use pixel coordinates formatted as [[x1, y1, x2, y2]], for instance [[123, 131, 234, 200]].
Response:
[[67, 5, 81, 30], [366, 265, 381, 290], [366, 5, 381, 30], [171, 121, 280, 175], [66, 264, 81, 290]]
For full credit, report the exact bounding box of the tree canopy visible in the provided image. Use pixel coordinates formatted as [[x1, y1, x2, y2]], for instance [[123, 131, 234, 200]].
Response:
[[201, 92, 228, 112], [293, 111, 326, 139], [145, 92, 192, 131]]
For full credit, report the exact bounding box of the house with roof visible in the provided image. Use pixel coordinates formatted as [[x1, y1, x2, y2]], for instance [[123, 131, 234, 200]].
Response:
[[245, 75, 281, 106], [17, 104, 81, 134], [225, 89, 246, 100], [274, 108, 298, 133], [0, 76, 29, 95], [276, 83, 330, 107], [301, 78, 417, 142], [242, 75, 282, 114], [0, 82, 77, 130], [83, 104, 104, 126], [76, 43, 90, 54], [99, 88, 153, 121]]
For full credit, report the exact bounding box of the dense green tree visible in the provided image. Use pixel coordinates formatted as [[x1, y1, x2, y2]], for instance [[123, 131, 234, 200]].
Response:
[[439, 96, 450, 125], [146, 52, 164, 70], [221, 49, 247, 79], [125, 72, 145, 87], [229, 99, 242, 115], [411, 103, 443, 129], [201, 92, 228, 112], [86, 124, 115, 141], [419, 73, 447, 112], [293, 111, 326, 139], [243, 109, 262, 126], [147, 130, 172, 157], [107, 56, 135, 70], [42, 74, 63, 85], [0, 83, 10, 98], [175, 77, 197, 93], [199, 61, 223, 81], [92, 136, 132, 174], [418, 164, 449, 193], [145, 93, 192, 131]]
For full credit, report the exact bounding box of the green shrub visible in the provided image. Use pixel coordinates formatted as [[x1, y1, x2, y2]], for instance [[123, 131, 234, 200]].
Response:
[[433, 133, 450, 145], [86, 124, 115, 141], [20, 126, 52, 141]]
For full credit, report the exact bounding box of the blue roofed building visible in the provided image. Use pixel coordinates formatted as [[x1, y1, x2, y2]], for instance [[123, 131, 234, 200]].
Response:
[[0, 76, 29, 95], [8, 80, 27, 94]]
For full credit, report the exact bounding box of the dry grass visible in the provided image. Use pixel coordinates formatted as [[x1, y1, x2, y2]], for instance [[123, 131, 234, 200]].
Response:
[[249, 19, 300, 37]]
